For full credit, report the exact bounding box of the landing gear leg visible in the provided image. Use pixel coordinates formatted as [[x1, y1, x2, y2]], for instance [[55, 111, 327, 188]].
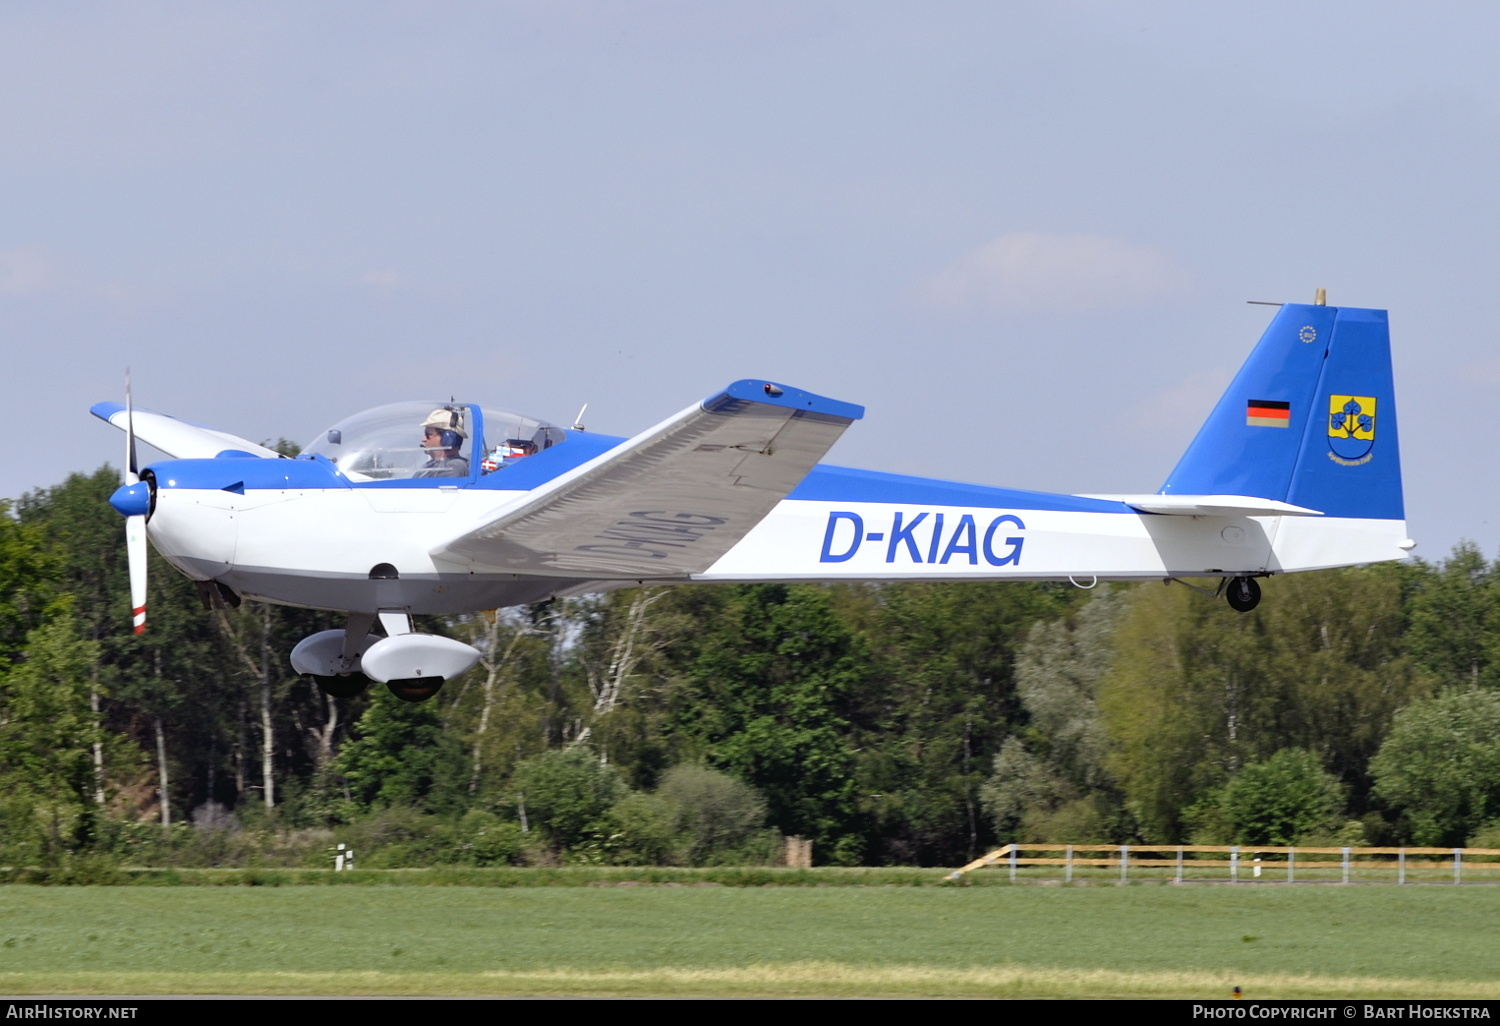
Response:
[[344, 612, 377, 662], [1226, 576, 1262, 613]]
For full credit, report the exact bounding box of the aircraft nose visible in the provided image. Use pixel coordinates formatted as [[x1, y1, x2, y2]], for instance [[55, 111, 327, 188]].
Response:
[[109, 482, 151, 518]]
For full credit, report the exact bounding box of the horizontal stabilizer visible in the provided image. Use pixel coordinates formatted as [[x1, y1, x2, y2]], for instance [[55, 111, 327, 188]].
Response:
[[433, 381, 862, 577], [1077, 494, 1323, 517], [91, 403, 284, 461]]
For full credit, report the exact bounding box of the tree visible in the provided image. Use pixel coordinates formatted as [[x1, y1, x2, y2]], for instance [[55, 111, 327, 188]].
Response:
[[1101, 567, 1421, 841], [448, 609, 549, 800], [509, 746, 626, 857], [337, 685, 467, 812], [1226, 563, 1422, 806], [980, 589, 1126, 842], [854, 580, 1079, 864], [1219, 748, 1346, 845], [654, 764, 771, 865], [209, 600, 341, 811], [20, 469, 240, 823], [0, 498, 60, 668], [566, 588, 690, 782], [980, 737, 1063, 840], [603, 764, 774, 866], [0, 614, 106, 859], [1098, 583, 1233, 841], [16, 469, 126, 643], [1405, 543, 1500, 688], [665, 584, 869, 864], [1370, 689, 1500, 845]]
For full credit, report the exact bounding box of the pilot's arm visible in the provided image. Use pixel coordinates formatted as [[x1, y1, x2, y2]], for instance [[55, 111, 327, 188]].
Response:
[[416, 455, 469, 478]]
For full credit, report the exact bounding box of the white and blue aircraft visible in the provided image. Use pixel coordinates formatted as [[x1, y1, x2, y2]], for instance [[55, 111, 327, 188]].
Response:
[[97, 299, 1412, 702]]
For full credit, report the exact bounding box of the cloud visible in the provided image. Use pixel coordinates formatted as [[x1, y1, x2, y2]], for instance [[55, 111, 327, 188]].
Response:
[[1464, 357, 1500, 384], [916, 232, 1191, 313], [361, 269, 404, 290], [1126, 367, 1233, 432], [0, 248, 57, 295]]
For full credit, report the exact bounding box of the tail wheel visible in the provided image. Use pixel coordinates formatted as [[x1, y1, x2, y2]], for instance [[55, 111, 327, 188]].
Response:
[[387, 677, 445, 703], [1226, 576, 1262, 613], [311, 672, 372, 699]]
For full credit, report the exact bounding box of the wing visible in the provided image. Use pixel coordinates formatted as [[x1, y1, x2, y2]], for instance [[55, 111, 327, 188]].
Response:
[[91, 403, 285, 460], [432, 380, 863, 577]]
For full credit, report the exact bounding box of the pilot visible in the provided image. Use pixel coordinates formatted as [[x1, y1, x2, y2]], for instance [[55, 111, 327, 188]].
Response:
[[416, 408, 469, 478]]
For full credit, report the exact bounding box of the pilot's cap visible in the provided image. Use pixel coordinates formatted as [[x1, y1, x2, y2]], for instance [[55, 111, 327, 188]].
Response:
[[422, 408, 467, 438]]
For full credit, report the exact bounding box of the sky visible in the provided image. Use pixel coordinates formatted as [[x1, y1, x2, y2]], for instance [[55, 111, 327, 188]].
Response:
[[4, 1, 1498, 561]]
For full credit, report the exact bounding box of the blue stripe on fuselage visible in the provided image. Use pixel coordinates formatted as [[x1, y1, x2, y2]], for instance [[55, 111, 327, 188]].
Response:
[[146, 455, 348, 491], [145, 432, 628, 494], [468, 432, 625, 489], [475, 434, 1133, 513], [144, 431, 1133, 515], [789, 465, 1135, 514]]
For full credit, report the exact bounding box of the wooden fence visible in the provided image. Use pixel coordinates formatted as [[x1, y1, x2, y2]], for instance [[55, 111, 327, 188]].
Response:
[[945, 843, 1500, 884]]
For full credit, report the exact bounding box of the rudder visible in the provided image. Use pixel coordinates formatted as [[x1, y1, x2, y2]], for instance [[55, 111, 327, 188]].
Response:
[[1286, 306, 1402, 520]]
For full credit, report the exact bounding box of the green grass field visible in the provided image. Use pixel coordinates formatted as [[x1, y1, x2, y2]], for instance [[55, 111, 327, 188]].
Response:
[[1, 883, 1497, 997]]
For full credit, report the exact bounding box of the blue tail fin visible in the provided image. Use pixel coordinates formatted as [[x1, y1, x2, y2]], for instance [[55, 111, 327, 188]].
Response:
[[1161, 303, 1403, 520]]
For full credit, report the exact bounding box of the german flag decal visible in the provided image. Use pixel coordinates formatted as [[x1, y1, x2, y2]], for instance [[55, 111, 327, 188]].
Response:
[[1246, 399, 1291, 427]]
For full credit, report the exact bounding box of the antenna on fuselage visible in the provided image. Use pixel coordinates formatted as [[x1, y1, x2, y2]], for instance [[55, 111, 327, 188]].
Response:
[[572, 403, 588, 432]]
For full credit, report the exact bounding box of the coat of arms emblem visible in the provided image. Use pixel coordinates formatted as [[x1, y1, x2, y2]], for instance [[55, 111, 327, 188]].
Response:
[[1328, 395, 1376, 465]]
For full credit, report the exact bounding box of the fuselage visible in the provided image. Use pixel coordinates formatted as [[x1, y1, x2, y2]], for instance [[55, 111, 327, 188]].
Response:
[[140, 434, 1408, 616]]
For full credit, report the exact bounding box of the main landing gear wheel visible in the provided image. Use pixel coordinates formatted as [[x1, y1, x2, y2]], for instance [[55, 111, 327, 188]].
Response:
[[1226, 576, 1262, 613], [310, 672, 373, 698], [387, 677, 445, 703]]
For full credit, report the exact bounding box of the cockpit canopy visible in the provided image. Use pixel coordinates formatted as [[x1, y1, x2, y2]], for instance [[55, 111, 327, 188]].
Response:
[[303, 401, 565, 482]]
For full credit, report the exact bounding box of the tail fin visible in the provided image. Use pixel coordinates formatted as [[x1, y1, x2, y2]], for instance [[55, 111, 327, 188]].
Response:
[[1161, 303, 1403, 521]]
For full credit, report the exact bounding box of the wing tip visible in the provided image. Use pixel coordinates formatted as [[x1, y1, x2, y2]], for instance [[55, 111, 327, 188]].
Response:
[[712, 380, 865, 421]]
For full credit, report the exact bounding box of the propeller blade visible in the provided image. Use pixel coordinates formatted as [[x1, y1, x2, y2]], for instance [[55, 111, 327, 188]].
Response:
[[127, 514, 147, 634], [124, 369, 138, 487], [124, 371, 146, 634]]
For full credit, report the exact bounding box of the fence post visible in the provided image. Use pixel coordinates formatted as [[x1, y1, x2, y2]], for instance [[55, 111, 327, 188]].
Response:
[[1065, 844, 1073, 884], [1120, 844, 1129, 884], [1230, 845, 1239, 882], [1287, 847, 1295, 884], [1176, 846, 1183, 884], [1009, 845, 1017, 883], [1341, 846, 1351, 884], [1399, 848, 1405, 886], [1454, 848, 1462, 885]]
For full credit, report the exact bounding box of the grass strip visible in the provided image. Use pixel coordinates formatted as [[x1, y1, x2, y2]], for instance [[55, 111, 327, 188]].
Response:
[[0, 965, 1495, 999], [9, 864, 1497, 886], [0, 866, 966, 887], [4, 885, 1495, 997]]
